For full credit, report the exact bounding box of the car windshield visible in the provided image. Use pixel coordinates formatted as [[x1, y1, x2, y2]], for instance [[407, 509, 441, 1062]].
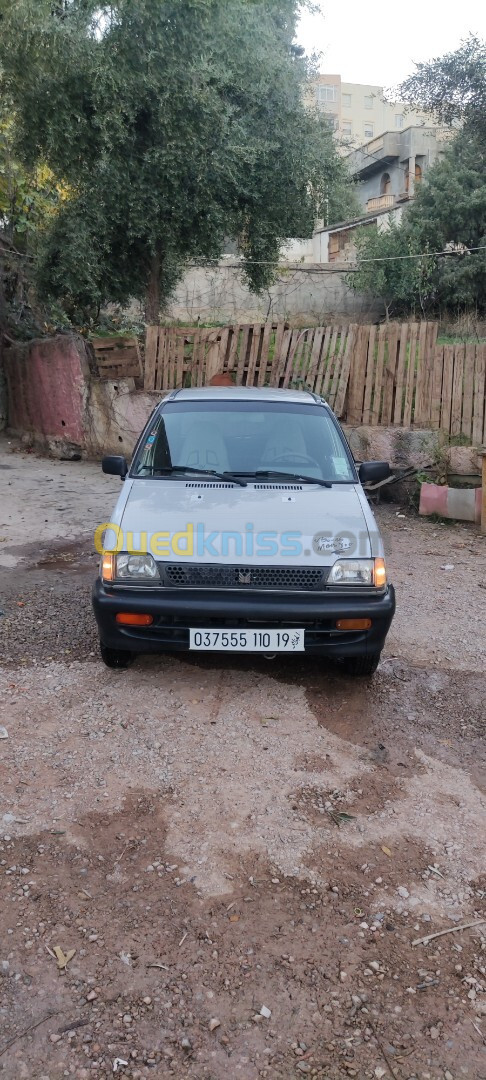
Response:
[[131, 401, 356, 484]]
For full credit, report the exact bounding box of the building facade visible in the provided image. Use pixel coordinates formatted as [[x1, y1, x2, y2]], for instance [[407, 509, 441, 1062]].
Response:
[[312, 74, 432, 149], [346, 126, 451, 213]]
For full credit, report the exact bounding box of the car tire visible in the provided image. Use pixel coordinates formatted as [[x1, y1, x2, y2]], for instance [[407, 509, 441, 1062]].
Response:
[[99, 641, 134, 669], [341, 652, 381, 677]]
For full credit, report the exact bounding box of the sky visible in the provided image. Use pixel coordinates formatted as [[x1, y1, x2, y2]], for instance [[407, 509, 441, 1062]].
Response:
[[296, 0, 486, 91]]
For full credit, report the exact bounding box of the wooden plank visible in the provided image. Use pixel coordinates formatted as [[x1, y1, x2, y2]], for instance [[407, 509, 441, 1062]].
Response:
[[461, 343, 475, 441], [246, 324, 262, 387], [91, 335, 138, 351], [204, 329, 223, 384], [402, 322, 418, 427], [370, 323, 387, 424], [321, 326, 340, 401], [361, 324, 377, 425], [346, 325, 367, 424], [274, 327, 292, 387], [96, 348, 139, 366], [413, 321, 429, 425], [217, 327, 230, 375], [392, 324, 409, 425], [314, 326, 332, 397], [299, 329, 315, 387], [306, 326, 325, 392], [333, 325, 356, 417], [144, 325, 159, 391], [268, 323, 286, 385], [450, 343, 465, 437], [235, 325, 251, 385], [226, 325, 240, 372], [155, 329, 167, 392], [440, 344, 454, 433], [430, 345, 444, 430], [472, 344, 486, 445], [419, 321, 437, 427], [381, 322, 399, 425], [174, 334, 184, 389], [189, 330, 201, 388], [197, 330, 213, 388], [326, 326, 346, 410], [282, 329, 303, 388], [257, 322, 273, 386]]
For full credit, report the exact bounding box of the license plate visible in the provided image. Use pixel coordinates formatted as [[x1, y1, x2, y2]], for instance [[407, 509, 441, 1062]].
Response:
[[189, 629, 305, 652]]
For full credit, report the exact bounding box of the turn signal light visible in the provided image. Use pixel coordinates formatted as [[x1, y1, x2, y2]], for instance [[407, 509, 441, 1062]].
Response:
[[115, 613, 154, 626], [102, 553, 116, 582], [336, 618, 372, 630], [374, 558, 387, 587]]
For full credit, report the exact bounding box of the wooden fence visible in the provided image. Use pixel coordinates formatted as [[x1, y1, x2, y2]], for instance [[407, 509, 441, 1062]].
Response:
[[91, 335, 143, 380], [144, 321, 486, 444]]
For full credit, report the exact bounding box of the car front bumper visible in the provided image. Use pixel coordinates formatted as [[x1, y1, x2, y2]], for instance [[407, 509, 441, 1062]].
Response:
[[92, 580, 396, 657]]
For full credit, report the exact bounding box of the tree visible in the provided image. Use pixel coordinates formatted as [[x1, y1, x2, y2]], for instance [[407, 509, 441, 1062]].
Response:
[[399, 35, 486, 138], [346, 219, 432, 320], [0, 0, 357, 322], [348, 129, 486, 317], [1, 99, 66, 336]]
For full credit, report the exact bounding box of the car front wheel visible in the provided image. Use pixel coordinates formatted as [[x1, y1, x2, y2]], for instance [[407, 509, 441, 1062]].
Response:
[[341, 652, 381, 677], [99, 641, 134, 669]]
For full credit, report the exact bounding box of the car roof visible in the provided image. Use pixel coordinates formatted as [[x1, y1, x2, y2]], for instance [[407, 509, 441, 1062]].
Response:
[[165, 387, 322, 404]]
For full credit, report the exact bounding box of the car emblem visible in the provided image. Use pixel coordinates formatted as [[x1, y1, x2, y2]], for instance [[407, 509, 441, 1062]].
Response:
[[238, 570, 252, 585]]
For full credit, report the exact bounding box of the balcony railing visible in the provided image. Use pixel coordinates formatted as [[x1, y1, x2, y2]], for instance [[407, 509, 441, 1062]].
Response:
[[366, 194, 396, 212]]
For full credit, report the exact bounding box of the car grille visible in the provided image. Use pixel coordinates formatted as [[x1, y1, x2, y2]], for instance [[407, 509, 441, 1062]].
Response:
[[159, 563, 328, 591]]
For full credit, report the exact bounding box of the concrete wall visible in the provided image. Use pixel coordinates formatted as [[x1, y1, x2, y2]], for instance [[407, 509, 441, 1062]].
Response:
[[167, 263, 381, 323], [4, 334, 91, 456], [85, 379, 160, 458], [4, 333, 160, 459]]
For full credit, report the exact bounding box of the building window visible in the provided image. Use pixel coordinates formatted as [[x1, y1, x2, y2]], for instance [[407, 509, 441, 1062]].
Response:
[[327, 114, 339, 131], [364, 123, 374, 138], [395, 113, 404, 128], [380, 172, 391, 195], [342, 121, 352, 136], [342, 93, 351, 108], [317, 84, 336, 103], [405, 162, 422, 192], [364, 95, 373, 109]]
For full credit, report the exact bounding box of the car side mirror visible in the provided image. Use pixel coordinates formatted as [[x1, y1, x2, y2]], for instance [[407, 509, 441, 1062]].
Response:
[[358, 460, 391, 485], [102, 455, 128, 479]]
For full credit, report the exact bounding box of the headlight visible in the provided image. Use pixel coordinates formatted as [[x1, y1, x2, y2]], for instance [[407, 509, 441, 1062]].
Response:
[[328, 558, 387, 587], [101, 552, 159, 583]]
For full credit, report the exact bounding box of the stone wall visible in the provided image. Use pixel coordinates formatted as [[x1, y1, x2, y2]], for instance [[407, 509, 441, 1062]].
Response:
[[167, 263, 381, 324]]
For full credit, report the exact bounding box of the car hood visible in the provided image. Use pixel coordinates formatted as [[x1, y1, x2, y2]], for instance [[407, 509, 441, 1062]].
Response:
[[115, 479, 372, 565]]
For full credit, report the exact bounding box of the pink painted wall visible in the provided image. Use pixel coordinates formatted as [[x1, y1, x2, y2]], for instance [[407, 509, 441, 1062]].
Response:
[[4, 335, 89, 445]]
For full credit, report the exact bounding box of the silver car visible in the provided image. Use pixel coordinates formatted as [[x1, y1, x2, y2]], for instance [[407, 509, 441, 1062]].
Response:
[[93, 387, 395, 675]]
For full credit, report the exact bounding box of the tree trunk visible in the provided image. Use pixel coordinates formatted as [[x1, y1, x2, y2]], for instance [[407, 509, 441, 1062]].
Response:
[[145, 250, 161, 323]]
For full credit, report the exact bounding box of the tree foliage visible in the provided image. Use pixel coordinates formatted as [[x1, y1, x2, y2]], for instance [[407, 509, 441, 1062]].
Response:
[[0, 0, 357, 321], [399, 34, 486, 138], [349, 130, 486, 317], [350, 34, 486, 319], [347, 220, 432, 320]]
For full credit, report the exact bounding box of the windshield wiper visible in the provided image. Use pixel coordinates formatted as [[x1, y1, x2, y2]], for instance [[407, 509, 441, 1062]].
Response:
[[152, 465, 247, 488], [246, 470, 332, 489]]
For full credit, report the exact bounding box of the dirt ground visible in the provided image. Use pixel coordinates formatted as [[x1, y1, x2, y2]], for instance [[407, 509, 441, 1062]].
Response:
[[0, 437, 485, 1080]]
